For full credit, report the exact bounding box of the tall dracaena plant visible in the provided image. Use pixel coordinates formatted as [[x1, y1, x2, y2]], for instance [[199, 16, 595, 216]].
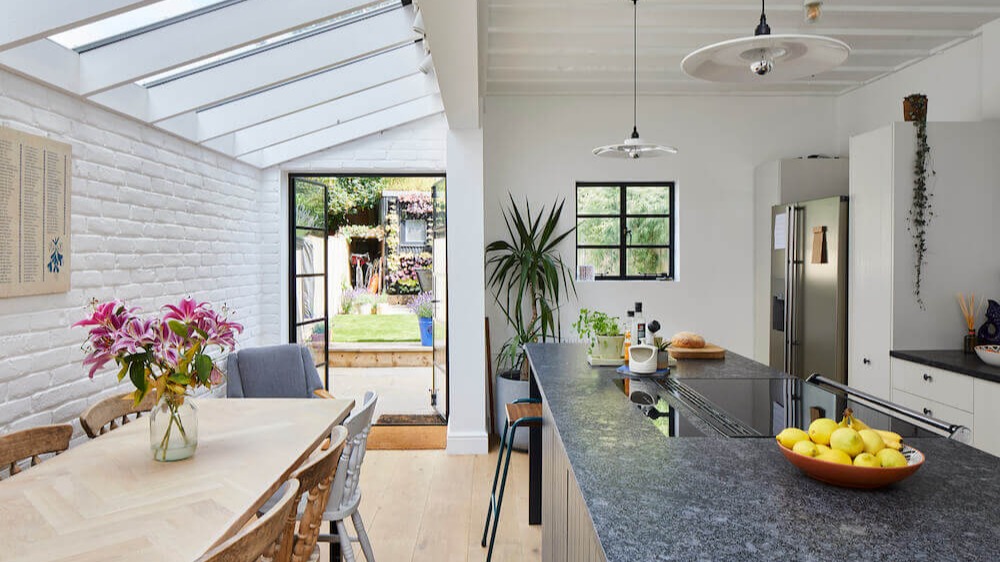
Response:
[[905, 93, 933, 309], [487, 195, 576, 378]]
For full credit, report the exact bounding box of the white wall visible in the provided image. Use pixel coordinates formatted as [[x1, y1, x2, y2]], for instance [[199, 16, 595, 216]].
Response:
[[484, 95, 838, 361], [836, 18, 1000, 151], [0, 69, 278, 439]]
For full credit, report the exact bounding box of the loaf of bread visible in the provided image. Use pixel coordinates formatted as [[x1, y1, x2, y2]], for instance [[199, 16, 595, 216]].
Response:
[[671, 332, 706, 349]]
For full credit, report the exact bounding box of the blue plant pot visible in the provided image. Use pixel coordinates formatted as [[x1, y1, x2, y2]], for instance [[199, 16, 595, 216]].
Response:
[[419, 316, 433, 346]]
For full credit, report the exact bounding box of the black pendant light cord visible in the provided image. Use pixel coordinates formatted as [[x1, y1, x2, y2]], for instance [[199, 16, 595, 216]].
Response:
[[755, 0, 771, 36], [631, 0, 639, 138]]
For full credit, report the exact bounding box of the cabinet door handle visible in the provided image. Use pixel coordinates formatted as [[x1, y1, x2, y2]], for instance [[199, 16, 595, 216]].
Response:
[[863, 358, 871, 365], [923, 407, 933, 416], [922, 373, 933, 382]]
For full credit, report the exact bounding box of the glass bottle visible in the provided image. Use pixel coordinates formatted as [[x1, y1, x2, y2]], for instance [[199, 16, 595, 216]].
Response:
[[634, 302, 646, 344]]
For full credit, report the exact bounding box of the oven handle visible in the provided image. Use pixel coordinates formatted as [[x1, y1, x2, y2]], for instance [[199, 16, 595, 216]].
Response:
[[805, 374, 966, 439]]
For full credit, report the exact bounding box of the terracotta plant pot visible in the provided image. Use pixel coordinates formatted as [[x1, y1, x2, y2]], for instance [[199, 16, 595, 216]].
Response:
[[903, 95, 928, 122]]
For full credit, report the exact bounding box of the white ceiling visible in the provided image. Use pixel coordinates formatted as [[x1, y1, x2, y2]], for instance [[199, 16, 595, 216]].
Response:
[[485, 0, 1000, 96]]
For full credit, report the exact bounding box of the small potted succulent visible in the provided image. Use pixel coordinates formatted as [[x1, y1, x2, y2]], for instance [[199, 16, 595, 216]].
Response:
[[409, 292, 435, 346], [573, 309, 623, 359]]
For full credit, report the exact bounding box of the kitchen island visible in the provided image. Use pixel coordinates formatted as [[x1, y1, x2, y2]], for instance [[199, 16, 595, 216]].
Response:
[[525, 343, 1000, 561]]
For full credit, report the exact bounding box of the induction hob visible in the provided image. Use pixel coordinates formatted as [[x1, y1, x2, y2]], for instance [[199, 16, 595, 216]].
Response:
[[624, 375, 956, 440]]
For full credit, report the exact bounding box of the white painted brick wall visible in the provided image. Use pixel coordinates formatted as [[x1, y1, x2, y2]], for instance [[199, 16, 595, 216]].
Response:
[[0, 70, 281, 442], [275, 113, 447, 172]]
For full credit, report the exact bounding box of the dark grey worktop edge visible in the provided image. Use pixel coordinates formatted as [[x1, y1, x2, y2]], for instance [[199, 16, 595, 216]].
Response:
[[890, 350, 1000, 384]]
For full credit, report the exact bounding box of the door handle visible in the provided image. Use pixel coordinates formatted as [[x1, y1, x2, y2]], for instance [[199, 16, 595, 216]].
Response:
[[863, 358, 871, 365], [923, 407, 933, 416], [922, 373, 933, 382]]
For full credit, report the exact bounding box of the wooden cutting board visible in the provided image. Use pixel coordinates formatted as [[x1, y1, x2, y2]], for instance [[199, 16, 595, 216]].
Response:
[[669, 344, 726, 360]]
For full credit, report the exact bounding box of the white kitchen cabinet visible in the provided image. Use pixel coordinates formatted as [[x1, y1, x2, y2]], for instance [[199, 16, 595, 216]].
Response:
[[848, 122, 1000, 400], [973, 378, 1000, 457]]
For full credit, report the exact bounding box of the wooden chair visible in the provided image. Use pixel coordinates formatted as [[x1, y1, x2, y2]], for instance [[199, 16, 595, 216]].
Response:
[[79, 391, 158, 439], [195, 479, 301, 562], [279, 425, 349, 562], [0, 424, 73, 480]]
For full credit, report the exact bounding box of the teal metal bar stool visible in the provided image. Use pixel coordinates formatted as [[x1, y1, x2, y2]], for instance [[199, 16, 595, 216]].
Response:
[[481, 397, 542, 562]]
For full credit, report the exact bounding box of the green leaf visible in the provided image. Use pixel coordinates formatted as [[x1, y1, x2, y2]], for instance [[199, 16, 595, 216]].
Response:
[[129, 361, 147, 395], [195, 354, 213, 385], [167, 320, 190, 338]]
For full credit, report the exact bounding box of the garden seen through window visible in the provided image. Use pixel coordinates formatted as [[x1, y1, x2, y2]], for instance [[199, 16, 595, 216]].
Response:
[[575, 182, 675, 280]]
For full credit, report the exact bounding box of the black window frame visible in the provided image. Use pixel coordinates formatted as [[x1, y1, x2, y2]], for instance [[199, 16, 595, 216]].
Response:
[[575, 181, 676, 281]]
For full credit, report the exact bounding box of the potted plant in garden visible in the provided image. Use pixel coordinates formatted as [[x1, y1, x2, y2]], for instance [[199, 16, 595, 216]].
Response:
[[486, 195, 576, 448], [572, 309, 623, 360], [409, 292, 435, 346], [74, 297, 243, 462]]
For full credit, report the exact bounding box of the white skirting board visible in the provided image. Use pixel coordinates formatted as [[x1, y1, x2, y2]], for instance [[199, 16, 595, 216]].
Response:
[[446, 428, 489, 455]]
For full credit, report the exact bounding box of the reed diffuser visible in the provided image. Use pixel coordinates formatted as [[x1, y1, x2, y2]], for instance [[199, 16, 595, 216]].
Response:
[[958, 293, 982, 354]]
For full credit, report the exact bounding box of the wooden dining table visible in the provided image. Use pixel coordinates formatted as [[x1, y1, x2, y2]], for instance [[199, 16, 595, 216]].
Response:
[[0, 397, 354, 562]]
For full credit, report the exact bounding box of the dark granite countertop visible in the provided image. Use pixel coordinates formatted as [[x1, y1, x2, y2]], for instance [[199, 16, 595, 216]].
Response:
[[891, 349, 1000, 384], [526, 343, 1000, 562]]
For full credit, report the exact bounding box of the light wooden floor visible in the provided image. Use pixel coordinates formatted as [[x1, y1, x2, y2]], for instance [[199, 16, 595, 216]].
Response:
[[318, 448, 541, 562]]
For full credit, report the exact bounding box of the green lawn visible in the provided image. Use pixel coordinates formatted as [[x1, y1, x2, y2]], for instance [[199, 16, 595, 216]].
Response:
[[330, 313, 420, 343]]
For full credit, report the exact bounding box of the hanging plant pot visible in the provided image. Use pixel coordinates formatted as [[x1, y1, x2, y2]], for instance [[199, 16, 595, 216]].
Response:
[[903, 94, 928, 122]]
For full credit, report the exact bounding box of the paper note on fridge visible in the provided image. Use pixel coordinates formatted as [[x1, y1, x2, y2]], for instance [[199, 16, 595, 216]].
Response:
[[773, 212, 788, 250]]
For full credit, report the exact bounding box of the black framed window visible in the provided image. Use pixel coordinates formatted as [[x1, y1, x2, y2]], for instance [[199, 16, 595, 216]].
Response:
[[575, 182, 675, 280]]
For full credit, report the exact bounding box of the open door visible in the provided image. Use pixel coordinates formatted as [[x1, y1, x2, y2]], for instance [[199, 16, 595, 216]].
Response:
[[431, 178, 448, 419], [288, 177, 329, 388]]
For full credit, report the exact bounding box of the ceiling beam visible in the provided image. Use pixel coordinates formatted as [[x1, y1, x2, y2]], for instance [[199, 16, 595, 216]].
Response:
[[0, 0, 160, 52], [242, 95, 444, 169], [90, 7, 418, 123], [418, 0, 482, 129], [0, 40, 80, 93], [205, 73, 439, 157], [78, 0, 384, 96], [158, 44, 426, 143]]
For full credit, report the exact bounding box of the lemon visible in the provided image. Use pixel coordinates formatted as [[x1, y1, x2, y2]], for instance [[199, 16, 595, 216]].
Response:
[[815, 444, 831, 454], [858, 429, 886, 455], [830, 427, 865, 458], [776, 427, 810, 449], [792, 440, 819, 457], [808, 418, 839, 445], [816, 449, 853, 465], [876, 448, 908, 468], [853, 453, 880, 467]]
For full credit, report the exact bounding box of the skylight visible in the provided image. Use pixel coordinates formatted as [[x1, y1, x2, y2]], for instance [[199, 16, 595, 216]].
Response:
[[137, 0, 401, 88], [49, 0, 239, 51]]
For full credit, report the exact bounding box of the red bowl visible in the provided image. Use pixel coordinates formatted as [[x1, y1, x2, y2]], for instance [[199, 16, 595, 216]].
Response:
[[777, 442, 925, 489]]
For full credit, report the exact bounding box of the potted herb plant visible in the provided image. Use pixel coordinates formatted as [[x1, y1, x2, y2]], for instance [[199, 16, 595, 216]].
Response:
[[572, 309, 623, 359], [486, 196, 576, 449], [409, 292, 435, 347]]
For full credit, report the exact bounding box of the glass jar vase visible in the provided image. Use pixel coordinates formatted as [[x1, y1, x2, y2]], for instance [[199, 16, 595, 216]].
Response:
[[150, 392, 198, 462]]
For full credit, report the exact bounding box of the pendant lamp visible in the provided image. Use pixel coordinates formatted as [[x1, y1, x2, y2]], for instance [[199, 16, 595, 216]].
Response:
[[593, 0, 676, 159], [681, 0, 849, 83]]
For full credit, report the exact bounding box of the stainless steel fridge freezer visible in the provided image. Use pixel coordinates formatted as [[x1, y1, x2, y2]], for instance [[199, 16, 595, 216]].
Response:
[[769, 196, 848, 384]]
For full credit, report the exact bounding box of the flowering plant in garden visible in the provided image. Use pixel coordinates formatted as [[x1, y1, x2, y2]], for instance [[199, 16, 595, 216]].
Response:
[[408, 292, 435, 318], [74, 298, 243, 459], [398, 193, 433, 218], [386, 253, 432, 294]]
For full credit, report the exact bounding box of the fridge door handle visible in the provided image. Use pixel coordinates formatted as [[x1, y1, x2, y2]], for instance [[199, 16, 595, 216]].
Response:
[[784, 205, 796, 375]]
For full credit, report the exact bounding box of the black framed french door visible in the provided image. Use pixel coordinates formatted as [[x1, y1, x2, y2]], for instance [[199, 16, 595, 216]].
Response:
[[288, 176, 329, 388]]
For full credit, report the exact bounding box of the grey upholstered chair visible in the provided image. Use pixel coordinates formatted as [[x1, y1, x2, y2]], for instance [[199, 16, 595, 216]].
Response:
[[226, 344, 328, 399]]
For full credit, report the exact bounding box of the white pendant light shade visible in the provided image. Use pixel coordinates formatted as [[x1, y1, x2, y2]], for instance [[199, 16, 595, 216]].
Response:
[[594, 128, 677, 159], [682, 34, 849, 83], [682, 0, 849, 83], [593, 0, 675, 160]]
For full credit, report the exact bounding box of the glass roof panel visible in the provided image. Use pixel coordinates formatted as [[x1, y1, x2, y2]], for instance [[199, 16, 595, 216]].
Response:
[[49, 0, 235, 51], [138, 0, 401, 88]]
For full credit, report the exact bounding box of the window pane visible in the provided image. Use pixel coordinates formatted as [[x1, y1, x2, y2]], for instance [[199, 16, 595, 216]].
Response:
[[577, 218, 619, 246], [626, 217, 670, 246], [295, 275, 325, 323], [297, 323, 326, 368], [294, 182, 325, 228], [626, 186, 670, 215], [50, 0, 229, 50], [295, 229, 325, 276], [577, 186, 620, 215], [627, 248, 671, 277], [578, 249, 620, 277]]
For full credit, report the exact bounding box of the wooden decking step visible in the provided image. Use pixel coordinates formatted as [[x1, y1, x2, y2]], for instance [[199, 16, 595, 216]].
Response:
[[328, 342, 432, 368]]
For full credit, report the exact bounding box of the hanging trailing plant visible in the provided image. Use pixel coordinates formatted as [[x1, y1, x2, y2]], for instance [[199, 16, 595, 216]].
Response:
[[904, 93, 933, 309]]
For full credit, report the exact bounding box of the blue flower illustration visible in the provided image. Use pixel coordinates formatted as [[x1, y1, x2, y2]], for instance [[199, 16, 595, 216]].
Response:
[[47, 237, 64, 273]]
